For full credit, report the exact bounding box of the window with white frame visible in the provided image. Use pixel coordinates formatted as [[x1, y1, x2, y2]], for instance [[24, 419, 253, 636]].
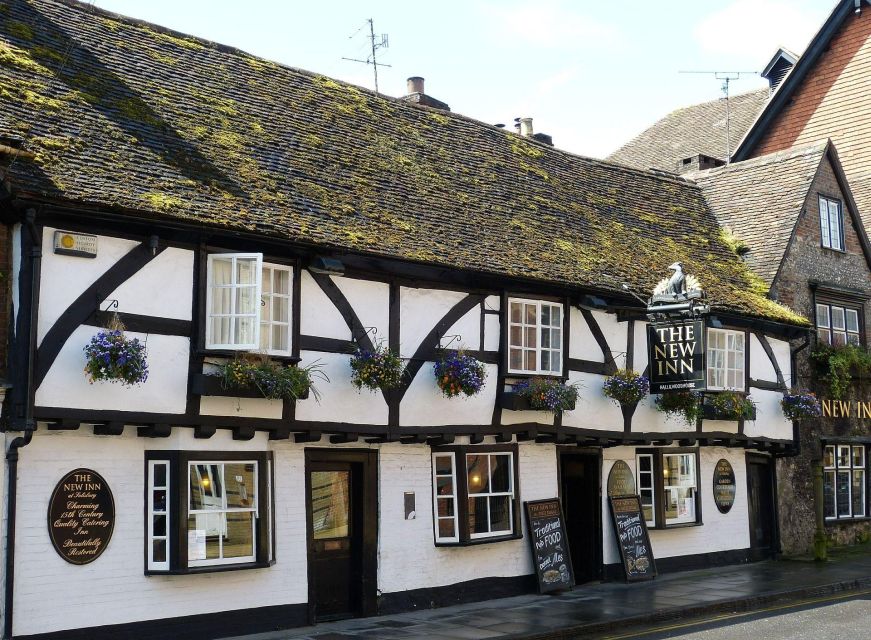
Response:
[[636, 453, 656, 527], [205, 254, 295, 353], [819, 196, 844, 251], [824, 444, 866, 520], [816, 303, 861, 346], [431, 446, 519, 545], [663, 453, 697, 525], [145, 452, 272, 573], [634, 448, 701, 528], [706, 328, 745, 391], [432, 453, 459, 543], [260, 263, 293, 355], [507, 298, 563, 375]]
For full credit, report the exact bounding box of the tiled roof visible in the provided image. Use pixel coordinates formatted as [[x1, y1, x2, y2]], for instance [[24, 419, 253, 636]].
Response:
[[690, 142, 829, 286], [0, 0, 806, 325], [607, 89, 770, 173]]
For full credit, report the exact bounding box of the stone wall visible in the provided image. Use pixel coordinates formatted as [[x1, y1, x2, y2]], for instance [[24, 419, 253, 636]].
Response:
[[772, 155, 871, 554]]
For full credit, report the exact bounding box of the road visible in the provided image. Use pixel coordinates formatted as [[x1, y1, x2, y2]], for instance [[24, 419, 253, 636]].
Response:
[[595, 590, 871, 640]]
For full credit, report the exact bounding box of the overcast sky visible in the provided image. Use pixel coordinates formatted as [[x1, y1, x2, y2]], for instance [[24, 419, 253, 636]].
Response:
[[94, 0, 834, 159]]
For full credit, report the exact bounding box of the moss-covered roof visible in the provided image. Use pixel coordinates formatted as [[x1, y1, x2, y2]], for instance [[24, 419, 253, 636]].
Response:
[[0, 0, 807, 326]]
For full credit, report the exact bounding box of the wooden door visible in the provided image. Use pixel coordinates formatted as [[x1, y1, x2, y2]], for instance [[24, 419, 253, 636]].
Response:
[[747, 455, 776, 558], [560, 451, 601, 583], [306, 450, 377, 622]]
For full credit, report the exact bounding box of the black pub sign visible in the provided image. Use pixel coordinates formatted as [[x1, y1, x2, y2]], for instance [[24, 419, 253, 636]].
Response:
[[647, 319, 706, 393]]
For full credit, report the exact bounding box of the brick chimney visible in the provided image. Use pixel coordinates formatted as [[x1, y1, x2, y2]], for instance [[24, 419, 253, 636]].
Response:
[[401, 76, 451, 111]]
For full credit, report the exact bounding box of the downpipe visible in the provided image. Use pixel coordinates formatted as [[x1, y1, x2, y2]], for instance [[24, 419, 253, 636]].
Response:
[[4, 210, 40, 640]]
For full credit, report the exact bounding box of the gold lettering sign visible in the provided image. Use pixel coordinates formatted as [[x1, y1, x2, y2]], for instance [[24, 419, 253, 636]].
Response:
[[820, 399, 871, 419], [607, 460, 636, 497], [47, 468, 115, 565]]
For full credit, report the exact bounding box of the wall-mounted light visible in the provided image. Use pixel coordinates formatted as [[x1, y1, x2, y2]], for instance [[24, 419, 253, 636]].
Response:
[[53, 230, 97, 258], [309, 255, 345, 276], [148, 235, 159, 256]]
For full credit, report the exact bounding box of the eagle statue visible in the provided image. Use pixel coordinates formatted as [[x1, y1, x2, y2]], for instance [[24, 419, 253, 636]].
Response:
[[653, 262, 701, 297]]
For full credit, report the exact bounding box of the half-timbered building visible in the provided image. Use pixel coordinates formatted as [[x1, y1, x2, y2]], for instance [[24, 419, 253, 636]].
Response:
[[0, 1, 809, 638]]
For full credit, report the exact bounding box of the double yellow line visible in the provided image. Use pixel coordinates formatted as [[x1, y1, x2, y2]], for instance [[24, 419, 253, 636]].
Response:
[[600, 588, 871, 639]]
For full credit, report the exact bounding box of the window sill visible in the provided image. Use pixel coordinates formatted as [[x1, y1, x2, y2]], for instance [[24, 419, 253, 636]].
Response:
[[825, 516, 871, 526], [651, 521, 703, 530], [198, 348, 302, 364], [191, 373, 310, 400], [435, 532, 523, 547], [145, 559, 274, 576]]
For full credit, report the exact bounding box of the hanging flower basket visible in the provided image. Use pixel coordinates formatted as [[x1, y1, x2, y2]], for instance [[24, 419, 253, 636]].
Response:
[[781, 391, 822, 422], [349, 344, 404, 392], [433, 351, 487, 398], [602, 369, 650, 406], [655, 391, 701, 426], [512, 378, 578, 413], [83, 329, 149, 386], [702, 391, 756, 421], [211, 357, 325, 401]]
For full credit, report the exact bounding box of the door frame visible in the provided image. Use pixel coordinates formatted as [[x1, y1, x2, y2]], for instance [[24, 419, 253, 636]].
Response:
[[745, 452, 779, 560], [305, 448, 378, 623], [557, 447, 603, 582]]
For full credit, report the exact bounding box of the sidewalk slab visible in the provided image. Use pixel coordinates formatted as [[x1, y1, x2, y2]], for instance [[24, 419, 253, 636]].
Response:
[[220, 550, 871, 640]]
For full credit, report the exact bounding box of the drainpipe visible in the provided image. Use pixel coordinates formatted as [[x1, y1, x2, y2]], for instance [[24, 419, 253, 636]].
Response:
[[4, 209, 40, 640]]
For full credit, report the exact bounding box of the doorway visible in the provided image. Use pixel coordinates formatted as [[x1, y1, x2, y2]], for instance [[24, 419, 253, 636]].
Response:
[[559, 450, 602, 583], [746, 454, 777, 560], [305, 449, 377, 622]]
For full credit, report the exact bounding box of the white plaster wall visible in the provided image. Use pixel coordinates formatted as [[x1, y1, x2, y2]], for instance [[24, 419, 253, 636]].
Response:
[[299, 271, 351, 340], [35, 326, 189, 413], [569, 310, 627, 365], [629, 396, 695, 433], [12, 429, 307, 637], [377, 442, 558, 593], [37, 229, 140, 345], [561, 372, 622, 431], [484, 314, 500, 351], [400, 288, 467, 354], [769, 338, 792, 386], [745, 389, 792, 440], [295, 351, 388, 425], [11, 224, 21, 330], [400, 364, 497, 426], [601, 447, 750, 565], [749, 334, 778, 381], [632, 321, 649, 373], [199, 396, 283, 419], [106, 248, 194, 320], [332, 276, 389, 342], [701, 418, 740, 435]]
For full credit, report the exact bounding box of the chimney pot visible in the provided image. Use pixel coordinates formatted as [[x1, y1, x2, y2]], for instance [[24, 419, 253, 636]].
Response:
[[519, 117, 533, 137], [407, 76, 425, 95]]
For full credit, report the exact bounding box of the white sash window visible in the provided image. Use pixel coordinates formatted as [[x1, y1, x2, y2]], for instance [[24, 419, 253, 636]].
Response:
[[206, 253, 263, 350], [507, 298, 563, 375]]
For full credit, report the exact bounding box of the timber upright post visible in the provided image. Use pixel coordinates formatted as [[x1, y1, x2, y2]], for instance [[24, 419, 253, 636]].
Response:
[[813, 462, 827, 562]]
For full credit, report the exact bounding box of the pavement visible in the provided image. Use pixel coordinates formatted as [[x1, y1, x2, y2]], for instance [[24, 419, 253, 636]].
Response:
[[222, 545, 871, 640]]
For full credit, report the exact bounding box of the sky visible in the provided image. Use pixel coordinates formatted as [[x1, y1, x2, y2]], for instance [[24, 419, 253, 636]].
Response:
[[93, 0, 835, 159]]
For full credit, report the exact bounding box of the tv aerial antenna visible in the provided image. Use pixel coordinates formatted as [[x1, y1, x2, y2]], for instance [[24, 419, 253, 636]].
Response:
[[678, 70, 758, 163], [342, 18, 391, 94]]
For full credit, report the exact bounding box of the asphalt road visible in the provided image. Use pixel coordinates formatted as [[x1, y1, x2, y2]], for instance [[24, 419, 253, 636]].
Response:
[[594, 590, 871, 640]]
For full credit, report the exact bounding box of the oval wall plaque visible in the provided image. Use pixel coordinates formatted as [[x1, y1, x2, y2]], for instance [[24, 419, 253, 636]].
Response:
[[607, 460, 636, 497], [713, 459, 736, 514], [47, 468, 115, 565]]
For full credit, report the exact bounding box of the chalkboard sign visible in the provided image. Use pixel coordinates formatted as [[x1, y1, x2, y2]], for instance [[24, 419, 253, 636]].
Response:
[[524, 498, 574, 593], [47, 468, 115, 565], [608, 495, 656, 582]]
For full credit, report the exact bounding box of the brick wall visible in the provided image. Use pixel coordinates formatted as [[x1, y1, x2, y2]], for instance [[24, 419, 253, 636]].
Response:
[[772, 154, 871, 554], [752, 10, 871, 227]]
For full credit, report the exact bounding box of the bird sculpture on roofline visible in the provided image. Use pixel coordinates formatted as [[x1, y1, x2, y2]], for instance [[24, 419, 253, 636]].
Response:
[[652, 262, 701, 299]]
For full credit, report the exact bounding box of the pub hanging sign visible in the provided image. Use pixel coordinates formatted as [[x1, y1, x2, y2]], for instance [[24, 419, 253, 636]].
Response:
[[645, 262, 708, 394]]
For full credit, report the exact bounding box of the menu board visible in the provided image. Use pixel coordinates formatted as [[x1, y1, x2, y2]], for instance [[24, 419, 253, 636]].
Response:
[[524, 499, 574, 593], [713, 459, 736, 514], [47, 468, 115, 565], [608, 495, 656, 582]]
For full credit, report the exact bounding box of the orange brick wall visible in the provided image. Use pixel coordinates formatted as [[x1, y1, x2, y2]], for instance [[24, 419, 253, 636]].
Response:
[[753, 10, 871, 224]]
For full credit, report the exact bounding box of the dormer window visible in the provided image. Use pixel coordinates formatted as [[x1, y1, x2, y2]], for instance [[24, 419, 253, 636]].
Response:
[[819, 196, 844, 251], [507, 298, 563, 375], [205, 253, 293, 353]]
